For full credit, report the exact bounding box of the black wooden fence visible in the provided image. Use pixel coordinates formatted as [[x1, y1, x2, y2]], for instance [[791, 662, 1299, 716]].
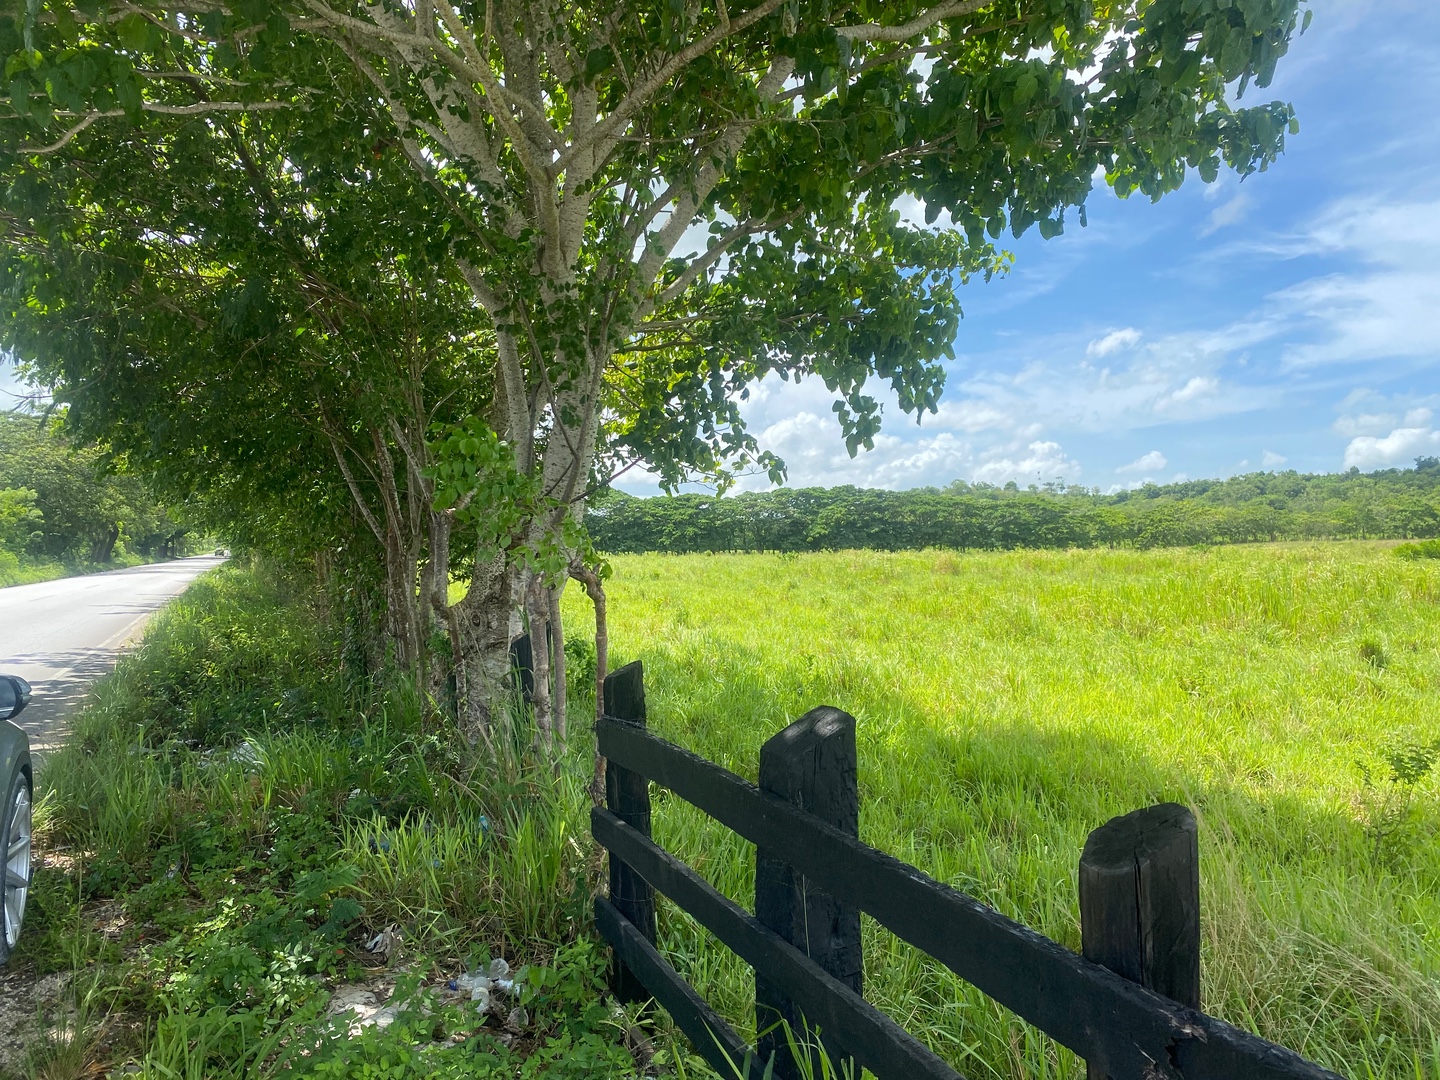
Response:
[[590, 660, 1348, 1080]]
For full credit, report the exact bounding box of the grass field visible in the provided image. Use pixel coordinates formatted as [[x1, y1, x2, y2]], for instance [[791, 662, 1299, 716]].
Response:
[[562, 543, 1440, 1079]]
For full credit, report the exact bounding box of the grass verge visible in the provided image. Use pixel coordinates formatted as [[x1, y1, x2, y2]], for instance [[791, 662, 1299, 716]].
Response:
[[15, 563, 701, 1079], [0, 549, 158, 589]]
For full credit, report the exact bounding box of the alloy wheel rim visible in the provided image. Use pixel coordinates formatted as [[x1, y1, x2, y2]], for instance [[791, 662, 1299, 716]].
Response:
[[5, 785, 29, 949]]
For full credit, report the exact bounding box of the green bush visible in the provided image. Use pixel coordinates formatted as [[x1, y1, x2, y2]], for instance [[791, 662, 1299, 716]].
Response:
[[1395, 538, 1440, 559]]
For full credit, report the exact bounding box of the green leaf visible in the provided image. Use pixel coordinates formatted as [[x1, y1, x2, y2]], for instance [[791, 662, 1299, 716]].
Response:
[[1013, 72, 1038, 106], [8, 73, 29, 117], [53, 6, 79, 43], [114, 14, 151, 52], [584, 44, 615, 82]]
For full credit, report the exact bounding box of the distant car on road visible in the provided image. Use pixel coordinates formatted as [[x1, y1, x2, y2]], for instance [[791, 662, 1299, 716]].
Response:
[[0, 675, 31, 964]]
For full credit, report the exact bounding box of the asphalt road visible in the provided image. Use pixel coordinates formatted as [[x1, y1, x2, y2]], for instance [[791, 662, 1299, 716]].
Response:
[[0, 556, 226, 754]]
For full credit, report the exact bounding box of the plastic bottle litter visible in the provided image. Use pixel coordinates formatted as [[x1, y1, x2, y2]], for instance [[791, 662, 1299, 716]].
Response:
[[454, 957, 514, 1013]]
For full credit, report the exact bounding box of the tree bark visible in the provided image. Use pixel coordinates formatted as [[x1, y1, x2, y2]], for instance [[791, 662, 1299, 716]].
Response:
[[526, 574, 554, 754], [548, 582, 567, 753], [423, 506, 455, 708], [91, 523, 119, 563], [452, 550, 523, 745], [570, 561, 609, 806]]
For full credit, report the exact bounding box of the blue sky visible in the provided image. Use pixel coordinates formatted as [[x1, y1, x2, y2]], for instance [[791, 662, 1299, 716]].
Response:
[[645, 0, 1440, 494], [5, 1, 1436, 493]]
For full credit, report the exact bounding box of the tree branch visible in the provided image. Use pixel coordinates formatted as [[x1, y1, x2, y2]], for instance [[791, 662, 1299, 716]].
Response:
[[650, 210, 799, 312], [835, 0, 991, 43], [18, 113, 101, 155], [555, 0, 788, 174]]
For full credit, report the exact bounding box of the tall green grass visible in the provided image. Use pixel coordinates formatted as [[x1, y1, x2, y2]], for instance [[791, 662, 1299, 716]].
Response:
[[27, 564, 627, 1078], [0, 549, 70, 587], [562, 544, 1440, 1079]]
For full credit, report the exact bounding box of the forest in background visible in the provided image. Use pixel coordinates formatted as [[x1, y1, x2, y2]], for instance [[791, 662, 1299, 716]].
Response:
[[587, 458, 1440, 554], [0, 410, 199, 584]]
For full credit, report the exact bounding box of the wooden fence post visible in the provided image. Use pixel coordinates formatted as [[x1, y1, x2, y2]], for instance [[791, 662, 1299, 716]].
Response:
[[604, 660, 657, 1004], [756, 707, 863, 1080], [1079, 802, 1201, 1080]]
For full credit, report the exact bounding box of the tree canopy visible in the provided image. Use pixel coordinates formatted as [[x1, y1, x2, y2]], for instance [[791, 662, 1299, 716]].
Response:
[[1, 0, 1310, 741], [0, 410, 194, 573], [585, 459, 1440, 554]]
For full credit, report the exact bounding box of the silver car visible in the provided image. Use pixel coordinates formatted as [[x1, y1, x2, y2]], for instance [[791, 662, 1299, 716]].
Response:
[[0, 675, 31, 964]]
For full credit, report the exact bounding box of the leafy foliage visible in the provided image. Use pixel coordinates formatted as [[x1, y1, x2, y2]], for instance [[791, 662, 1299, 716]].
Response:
[[1395, 538, 1440, 560], [1, 0, 1310, 497], [1359, 740, 1440, 867], [0, 410, 196, 573], [586, 458, 1440, 553]]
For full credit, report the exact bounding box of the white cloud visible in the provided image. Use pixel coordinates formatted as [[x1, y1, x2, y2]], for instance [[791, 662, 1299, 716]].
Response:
[[1247, 199, 1440, 368], [1160, 376, 1220, 409], [971, 440, 1083, 485], [743, 411, 976, 490], [706, 381, 1089, 490], [1343, 420, 1440, 470], [1275, 270, 1440, 367], [1200, 193, 1251, 237], [1261, 450, 1288, 468], [930, 400, 1021, 433], [893, 193, 955, 233], [1117, 450, 1167, 474], [1334, 411, 1399, 438], [1086, 327, 1142, 357], [953, 325, 1267, 438]]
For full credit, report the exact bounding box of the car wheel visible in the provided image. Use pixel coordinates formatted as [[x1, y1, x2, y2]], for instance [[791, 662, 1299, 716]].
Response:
[[0, 768, 31, 965]]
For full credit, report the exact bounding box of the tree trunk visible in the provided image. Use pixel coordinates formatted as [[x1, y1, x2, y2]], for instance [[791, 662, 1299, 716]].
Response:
[[423, 508, 455, 710], [527, 575, 553, 754], [91, 523, 119, 563], [452, 550, 523, 745], [549, 582, 567, 753], [571, 562, 609, 806]]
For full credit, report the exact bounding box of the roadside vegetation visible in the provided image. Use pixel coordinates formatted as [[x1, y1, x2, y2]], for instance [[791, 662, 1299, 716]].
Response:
[[588, 458, 1440, 555], [0, 412, 199, 587], [16, 562, 699, 1080], [19, 543, 1438, 1079], [560, 542, 1440, 1079]]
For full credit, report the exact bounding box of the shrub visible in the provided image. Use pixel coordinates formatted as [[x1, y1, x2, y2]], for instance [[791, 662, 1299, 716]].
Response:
[[1395, 539, 1440, 559]]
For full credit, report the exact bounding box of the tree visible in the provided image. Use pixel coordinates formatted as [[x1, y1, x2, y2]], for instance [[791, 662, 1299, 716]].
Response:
[[3, 0, 1308, 740], [0, 411, 189, 561], [0, 96, 494, 689], [0, 484, 43, 553]]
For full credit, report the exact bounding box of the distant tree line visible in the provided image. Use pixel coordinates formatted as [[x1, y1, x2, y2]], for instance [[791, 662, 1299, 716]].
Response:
[[587, 459, 1440, 554], [0, 411, 198, 582]]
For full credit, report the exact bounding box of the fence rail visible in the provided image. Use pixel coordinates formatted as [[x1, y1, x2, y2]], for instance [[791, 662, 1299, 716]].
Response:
[[590, 660, 1347, 1080]]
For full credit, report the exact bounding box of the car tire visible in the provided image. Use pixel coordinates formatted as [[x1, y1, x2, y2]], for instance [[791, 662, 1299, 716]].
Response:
[[0, 764, 31, 965]]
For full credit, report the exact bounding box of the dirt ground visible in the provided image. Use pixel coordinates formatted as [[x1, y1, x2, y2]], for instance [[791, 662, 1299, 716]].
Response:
[[0, 964, 67, 1078]]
